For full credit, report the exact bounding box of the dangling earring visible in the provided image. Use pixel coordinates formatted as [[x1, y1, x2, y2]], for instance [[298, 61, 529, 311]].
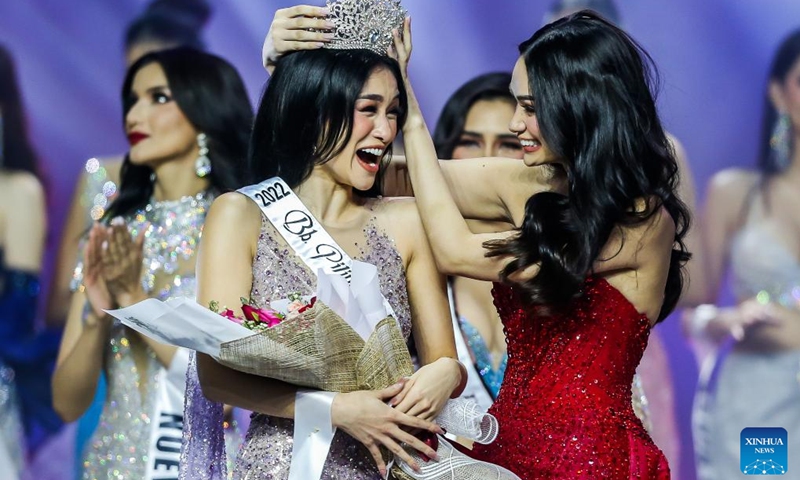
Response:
[[770, 112, 792, 170], [195, 133, 212, 177], [150, 171, 156, 183]]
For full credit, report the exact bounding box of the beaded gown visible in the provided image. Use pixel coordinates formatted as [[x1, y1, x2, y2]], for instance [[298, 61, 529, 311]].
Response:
[[471, 278, 670, 479], [230, 206, 412, 479], [73, 192, 214, 479]]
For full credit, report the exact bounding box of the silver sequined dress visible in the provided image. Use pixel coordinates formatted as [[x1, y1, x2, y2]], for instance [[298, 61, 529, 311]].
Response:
[[73, 192, 212, 480], [232, 208, 412, 480]]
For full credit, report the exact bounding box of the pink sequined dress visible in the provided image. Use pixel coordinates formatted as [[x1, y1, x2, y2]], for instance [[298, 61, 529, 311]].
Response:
[[471, 278, 670, 479]]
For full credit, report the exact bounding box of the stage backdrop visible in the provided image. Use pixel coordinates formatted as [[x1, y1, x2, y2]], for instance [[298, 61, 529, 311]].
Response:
[[2, 1, 799, 479]]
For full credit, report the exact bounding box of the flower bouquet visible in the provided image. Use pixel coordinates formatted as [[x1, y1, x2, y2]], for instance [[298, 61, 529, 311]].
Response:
[[107, 261, 518, 480]]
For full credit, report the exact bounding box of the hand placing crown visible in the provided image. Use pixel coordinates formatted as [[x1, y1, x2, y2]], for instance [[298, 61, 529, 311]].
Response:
[[324, 0, 406, 55]]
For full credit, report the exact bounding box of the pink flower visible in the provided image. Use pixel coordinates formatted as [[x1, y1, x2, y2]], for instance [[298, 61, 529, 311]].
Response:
[[242, 304, 284, 327], [221, 308, 242, 324]]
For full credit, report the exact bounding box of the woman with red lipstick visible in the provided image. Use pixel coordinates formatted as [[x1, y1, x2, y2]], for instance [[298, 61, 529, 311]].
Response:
[[52, 47, 252, 480], [397, 12, 688, 479]]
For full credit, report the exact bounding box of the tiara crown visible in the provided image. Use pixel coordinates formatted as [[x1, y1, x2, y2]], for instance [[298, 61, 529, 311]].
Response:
[[325, 0, 406, 55]]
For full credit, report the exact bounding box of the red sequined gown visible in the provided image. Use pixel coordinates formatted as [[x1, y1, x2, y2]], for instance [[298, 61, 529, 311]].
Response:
[[472, 277, 670, 479]]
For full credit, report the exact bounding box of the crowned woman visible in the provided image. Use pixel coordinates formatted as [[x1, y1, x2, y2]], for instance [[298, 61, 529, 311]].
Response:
[[181, 1, 475, 479]]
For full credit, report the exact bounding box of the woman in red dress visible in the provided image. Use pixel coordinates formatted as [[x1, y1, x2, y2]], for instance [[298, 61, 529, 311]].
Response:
[[395, 11, 687, 479]]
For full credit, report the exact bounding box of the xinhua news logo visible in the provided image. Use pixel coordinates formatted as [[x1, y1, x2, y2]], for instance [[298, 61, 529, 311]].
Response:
[[741, 427, 788, 475]]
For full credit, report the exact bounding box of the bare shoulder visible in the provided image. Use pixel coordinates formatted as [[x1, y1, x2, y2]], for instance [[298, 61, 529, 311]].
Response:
[[706, 168, 759, 220], [371, 197, 425, 261], [639, 204, 676, 255], [207, 191, 263, 227], [707, 168, 758, 198], [0, 171, 44, 205]]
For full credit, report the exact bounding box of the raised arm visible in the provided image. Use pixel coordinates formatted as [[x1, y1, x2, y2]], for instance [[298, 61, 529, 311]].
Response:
[[52, 225, 114, 422], [393, 22, 522, 282], [383, 155, 559, 225]]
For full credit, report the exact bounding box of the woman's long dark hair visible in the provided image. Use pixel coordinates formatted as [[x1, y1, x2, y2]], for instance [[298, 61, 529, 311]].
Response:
[[433, 72, 514, 158], [125, 0, 211, 52], [757, 28, 800, 177], [249, 48, 407, 196], [104, 47, 252, 220], [0, 44, 40, 176], [486, 11, 690, 322]]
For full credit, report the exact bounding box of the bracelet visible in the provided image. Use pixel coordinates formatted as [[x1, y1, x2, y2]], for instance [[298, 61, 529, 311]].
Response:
[[689, 304, 718, 338]]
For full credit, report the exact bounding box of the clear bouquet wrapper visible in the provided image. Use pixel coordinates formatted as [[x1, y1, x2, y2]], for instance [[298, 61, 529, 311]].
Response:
[[108, 261, 518, 480]]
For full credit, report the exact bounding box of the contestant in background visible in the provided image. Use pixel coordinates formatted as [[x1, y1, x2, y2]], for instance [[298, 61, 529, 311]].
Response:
[[0, 43, 49, 480], [51, 48, 252, 480], [47, 0, 212, 330], [685, 28, 800, 480]]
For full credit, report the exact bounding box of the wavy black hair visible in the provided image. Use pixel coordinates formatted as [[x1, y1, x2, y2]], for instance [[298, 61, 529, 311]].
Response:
[[758, 28, 800, 177], [433, 72, 514, 158], [249, 48, 407, 196], [0, 44, 40, 177], [125, 0, 211, 53], [104, 47, 252, 220], [486, 11, 690, 322]]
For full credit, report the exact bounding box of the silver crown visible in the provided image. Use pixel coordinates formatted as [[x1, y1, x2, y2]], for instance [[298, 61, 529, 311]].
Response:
[[324, 0, 406, 55]]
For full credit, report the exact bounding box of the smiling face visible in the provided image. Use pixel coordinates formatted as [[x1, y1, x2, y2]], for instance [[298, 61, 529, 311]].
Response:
[[509, 57, 559, 167], [320, 67, 401, 191], [124, 62, 199, 167], [451, 99, 523, 160]]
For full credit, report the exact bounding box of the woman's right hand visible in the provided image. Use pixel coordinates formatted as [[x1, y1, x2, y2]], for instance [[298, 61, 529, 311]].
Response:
[[331, 381, 443, 477], [262, 5, 333, 73], [82, 224, 114, 324], [704, 299, 778, 342]]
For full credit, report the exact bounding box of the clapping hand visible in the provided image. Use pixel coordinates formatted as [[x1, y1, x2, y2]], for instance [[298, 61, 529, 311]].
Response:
[[100, 217, 147, 308], [82, 223, 114, 322]]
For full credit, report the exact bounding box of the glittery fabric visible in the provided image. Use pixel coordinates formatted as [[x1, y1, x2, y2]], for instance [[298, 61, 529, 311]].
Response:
[[458, 317, 506, 399], [693, 224, 800, 480], [79, 192, 216, 480], [0, 362, 23, 477], [233, 208, 411, 480], [471, 278, 670, 479]]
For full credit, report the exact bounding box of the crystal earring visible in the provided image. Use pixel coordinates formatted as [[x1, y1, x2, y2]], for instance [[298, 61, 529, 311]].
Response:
[[195, 133, 212, 177], [770, 112, 792, 170], [150, 171, 156, 183]]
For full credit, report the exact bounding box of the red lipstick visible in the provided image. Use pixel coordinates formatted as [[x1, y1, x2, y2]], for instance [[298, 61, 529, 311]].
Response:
[[128, 132, 148, 146]]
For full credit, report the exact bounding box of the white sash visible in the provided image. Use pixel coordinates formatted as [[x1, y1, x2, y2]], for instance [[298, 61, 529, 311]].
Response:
[[238, 178, 392, 480], [447, 283, 494, 411], [239, 177, 354, 280], [146, 349, 190, 480], [238, 177, 394, 316]]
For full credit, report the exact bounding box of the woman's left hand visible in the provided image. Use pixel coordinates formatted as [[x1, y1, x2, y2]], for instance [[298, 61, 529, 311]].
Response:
[[100, 218, 147, 307], [389, 357, 462, 422]]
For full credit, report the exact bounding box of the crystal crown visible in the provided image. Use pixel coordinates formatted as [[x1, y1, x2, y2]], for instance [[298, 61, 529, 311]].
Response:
[[325, 0, 406, 55]]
